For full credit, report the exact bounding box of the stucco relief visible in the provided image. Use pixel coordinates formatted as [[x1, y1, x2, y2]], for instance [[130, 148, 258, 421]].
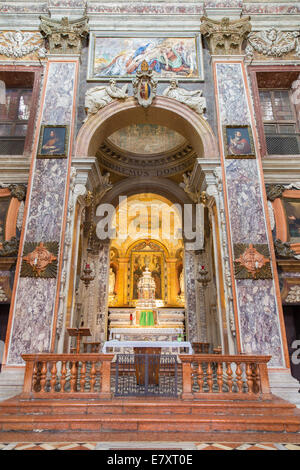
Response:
[[0, 31, 46, 60], [245, 29, 300, 60]]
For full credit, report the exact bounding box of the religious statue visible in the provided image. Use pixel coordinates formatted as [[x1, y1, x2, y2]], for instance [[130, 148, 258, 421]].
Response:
[[179, 270, 185, 295], [108, 267, 116, 295], [163, 80, 206, 116], [84, 79, 128, 122]]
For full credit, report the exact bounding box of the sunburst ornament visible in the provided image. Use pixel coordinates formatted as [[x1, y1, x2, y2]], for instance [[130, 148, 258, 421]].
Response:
[[21, 242, 58, 278], [234, 243, 272, 280]]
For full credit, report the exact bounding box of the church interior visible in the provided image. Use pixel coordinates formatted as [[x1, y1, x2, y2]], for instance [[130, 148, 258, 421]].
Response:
[[0, 0, 300, 449]]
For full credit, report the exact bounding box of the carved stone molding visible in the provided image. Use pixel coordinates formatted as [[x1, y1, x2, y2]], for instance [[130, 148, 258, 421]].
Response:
[[245, 29, 300, 60], [0, 31, 46, 59], [21, 241, 58, 278], [97, 141, 195, 179], [200, 16, 251, 55], [234, 243, 272, 279], [39, 15, 89, 55]]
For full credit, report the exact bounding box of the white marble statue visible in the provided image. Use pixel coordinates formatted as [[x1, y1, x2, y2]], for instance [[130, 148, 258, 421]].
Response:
[[84, 79, 128, 122], [109, 267, 116, 295], [163, 80, 206, 116], [179, 270, 185, 295]]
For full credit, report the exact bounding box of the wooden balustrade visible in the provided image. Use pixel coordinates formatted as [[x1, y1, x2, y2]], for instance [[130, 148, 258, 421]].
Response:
[[180, 354, 272, 400], [21, 353, 114, 399], [21, 352, 273, 401]]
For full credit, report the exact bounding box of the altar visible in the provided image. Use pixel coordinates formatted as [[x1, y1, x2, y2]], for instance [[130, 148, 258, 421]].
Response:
[[102, 340, 193, 355], [109, 327, 184, 342]]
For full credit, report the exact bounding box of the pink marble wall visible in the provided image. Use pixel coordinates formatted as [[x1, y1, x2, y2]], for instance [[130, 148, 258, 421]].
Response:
[[215, 62, 285, 367], [6, 61, 77, 365]]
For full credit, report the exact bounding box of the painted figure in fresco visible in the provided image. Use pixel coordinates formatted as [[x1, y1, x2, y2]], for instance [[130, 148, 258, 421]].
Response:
[[41, 129, 65, 155], [228, 130, 251, 155], [95, 38, 196, 78], [151, 255, 162, 299]]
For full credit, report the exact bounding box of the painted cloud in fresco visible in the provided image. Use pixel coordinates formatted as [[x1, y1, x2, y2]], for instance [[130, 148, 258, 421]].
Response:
[[91, 36, 201, 79]]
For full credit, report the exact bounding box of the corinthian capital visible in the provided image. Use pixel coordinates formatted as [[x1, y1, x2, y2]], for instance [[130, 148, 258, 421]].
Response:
[[200, 16, 252, 55], [39, 14, 89, 55]]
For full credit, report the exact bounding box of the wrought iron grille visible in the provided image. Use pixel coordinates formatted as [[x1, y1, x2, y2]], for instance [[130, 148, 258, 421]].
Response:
[[114, 353, 178, 398], [265, 133, 300, 155], [0, 137, 25, 155]]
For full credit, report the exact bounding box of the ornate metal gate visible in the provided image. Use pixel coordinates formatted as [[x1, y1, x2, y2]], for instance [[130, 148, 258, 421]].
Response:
[[114, 353, 178, 397]]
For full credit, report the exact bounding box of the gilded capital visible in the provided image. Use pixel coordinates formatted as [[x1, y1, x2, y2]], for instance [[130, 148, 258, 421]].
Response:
[[200, 16, 252, 55], [39, 14, 89, 55]]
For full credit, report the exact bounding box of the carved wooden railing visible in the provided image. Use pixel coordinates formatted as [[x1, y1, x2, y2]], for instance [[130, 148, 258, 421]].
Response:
[[21, 353, 114, 399], [179, 354, 272, 400]]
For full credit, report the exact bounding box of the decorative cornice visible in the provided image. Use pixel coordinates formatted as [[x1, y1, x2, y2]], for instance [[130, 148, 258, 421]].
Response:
[[39, 14, 89, 55], [96, 141, 195, 178], [200, 15, 252, 55]]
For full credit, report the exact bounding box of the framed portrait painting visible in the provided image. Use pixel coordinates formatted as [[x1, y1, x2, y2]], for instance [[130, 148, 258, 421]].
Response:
[[223, 125, 255, 159], [37, 125, 69, 158], [87, 33, 204, 81]]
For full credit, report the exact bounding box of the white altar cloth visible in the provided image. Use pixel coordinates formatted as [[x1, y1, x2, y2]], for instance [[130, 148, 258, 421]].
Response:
[[102, 340, 193, 354]]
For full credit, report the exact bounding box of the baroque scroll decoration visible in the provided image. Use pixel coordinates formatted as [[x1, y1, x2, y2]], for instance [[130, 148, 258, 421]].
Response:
[[39, 15, 89, 55], [0, 31, 46, 59], [274, 239, 300, 260], [245, 29, 300, 60], [20, 241, 59, 278], [84, 80, 128, 122], [234, 243, 272, 280], [200, 16, 252, 55], [163, 80, 206, 116], [0, 237, 19, 257]]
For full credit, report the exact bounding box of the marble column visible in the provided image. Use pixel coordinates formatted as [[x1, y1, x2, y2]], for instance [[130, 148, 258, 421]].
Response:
[[213, 60, 288, 368], [4, 58, 79, 366]]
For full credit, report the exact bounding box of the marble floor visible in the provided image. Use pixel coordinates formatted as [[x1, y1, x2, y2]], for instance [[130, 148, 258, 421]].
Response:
[[0, 442, 300, 450]]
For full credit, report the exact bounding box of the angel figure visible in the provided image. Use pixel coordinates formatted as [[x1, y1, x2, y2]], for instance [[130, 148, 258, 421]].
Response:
[[84, 79, 128, 122], [163, 80, 206, 116]]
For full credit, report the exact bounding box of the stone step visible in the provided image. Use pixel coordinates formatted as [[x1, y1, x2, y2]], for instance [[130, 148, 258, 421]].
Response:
[[0, 396, 297, 417], [0, 411, 300, 433]]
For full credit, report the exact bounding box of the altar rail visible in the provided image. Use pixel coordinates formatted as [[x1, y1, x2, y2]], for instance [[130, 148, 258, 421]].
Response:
[[22, 354, 114, 399], [21, 353, 272, 400], [180, 354, 272, 400]]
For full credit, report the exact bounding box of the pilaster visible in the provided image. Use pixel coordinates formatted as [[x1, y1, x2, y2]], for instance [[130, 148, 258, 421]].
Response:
[[3, 15, 87, 367]]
